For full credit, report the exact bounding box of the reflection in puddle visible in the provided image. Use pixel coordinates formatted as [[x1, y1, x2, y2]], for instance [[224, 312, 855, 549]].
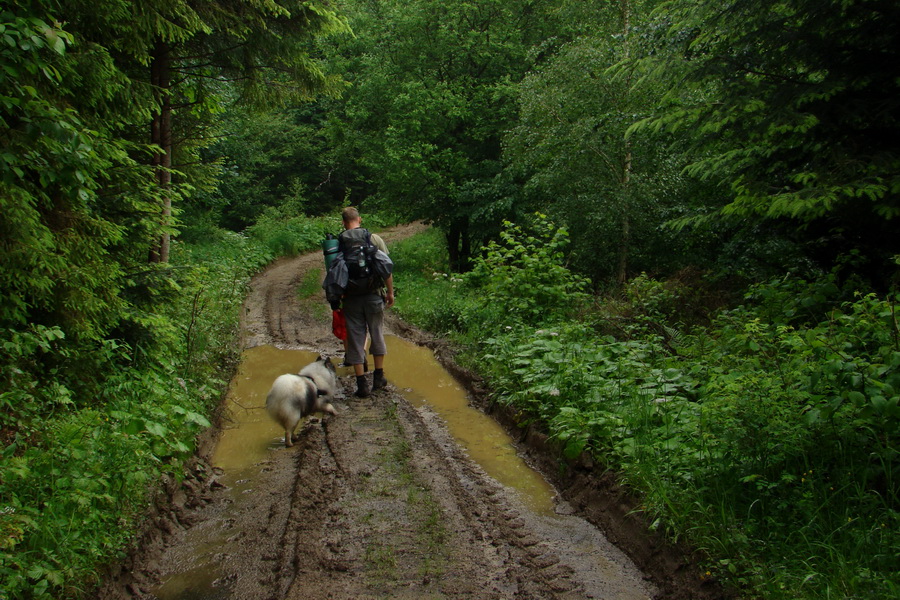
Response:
[[384, 335, 556, 515]]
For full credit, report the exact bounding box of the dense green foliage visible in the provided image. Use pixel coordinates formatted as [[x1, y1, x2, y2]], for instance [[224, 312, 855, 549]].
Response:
[[393, 226, 900, 599], [298, 0, 898, 287], [621, 0, 900, 286], [648, 0, 900, 222], [2, 0, 348, 431], [4, 0, 899, 597], [0, 215, 329, 598], [1, 2, 158, 435], [1, 0, 345, 596], [300, 0, 570, 269]]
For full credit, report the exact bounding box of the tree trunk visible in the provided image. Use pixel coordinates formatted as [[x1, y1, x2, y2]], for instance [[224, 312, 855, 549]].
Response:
[[446, 216, 471, 272], [149, 39, 173, 264], [458, 215, 471, 271], [617, 144, 632, 285], [616, 0, 632, 285], [446, 225, 461, 272]]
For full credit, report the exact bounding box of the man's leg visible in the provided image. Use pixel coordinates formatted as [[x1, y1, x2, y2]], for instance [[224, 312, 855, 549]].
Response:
[[372, 354, 387, 390], [344, 336, 369, 371], [366, 296, 388, 391], [343, 297, 371, 397]]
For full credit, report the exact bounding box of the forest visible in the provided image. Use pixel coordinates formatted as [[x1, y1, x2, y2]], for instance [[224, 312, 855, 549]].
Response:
[[1, 0, 898, 598]]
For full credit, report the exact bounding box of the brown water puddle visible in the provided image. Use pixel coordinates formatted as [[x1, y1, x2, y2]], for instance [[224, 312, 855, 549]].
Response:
[[383, 335, 557, 515], [211, 345, 319, 489], [211, 340, 555, 513]]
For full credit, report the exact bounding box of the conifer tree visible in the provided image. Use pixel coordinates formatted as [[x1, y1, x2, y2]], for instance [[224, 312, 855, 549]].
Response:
[[59, 0, 348, 262], [644, 0, 900, 276]]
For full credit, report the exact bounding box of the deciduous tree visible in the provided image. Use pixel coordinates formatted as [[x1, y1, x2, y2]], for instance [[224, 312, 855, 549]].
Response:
[[506, 0, 674, 283], [324, 0, 560, 270]]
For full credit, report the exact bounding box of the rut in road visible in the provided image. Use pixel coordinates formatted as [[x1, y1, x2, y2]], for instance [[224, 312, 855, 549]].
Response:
[[270, 376, 660, 600], [97, 222, 711, 600]]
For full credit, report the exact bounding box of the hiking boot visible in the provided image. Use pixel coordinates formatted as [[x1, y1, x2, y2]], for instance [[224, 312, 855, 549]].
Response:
[[372, 369, 388, 391], [372, 373, 387, 392], [354, 375, 370, 398]]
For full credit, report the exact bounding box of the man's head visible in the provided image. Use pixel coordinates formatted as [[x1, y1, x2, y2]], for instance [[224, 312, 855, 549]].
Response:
[[342, 206, 361, 229]]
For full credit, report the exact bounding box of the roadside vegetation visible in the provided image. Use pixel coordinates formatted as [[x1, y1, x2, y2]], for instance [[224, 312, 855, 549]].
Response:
[[3, 0, 898, 598], [391, 221, 900, 599], [0, 212, 336, 599]]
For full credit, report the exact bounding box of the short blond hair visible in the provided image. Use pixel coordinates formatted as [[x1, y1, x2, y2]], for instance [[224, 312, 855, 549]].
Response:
[[342, 207, 360, 224]]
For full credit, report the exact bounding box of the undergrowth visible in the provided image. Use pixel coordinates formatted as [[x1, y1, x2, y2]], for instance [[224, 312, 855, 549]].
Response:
[[0, 215, 332, 599], [391, 219, 900, 599]]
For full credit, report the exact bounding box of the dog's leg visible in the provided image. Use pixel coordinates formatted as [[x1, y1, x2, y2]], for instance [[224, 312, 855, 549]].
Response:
[[285, 416, 301, 447]]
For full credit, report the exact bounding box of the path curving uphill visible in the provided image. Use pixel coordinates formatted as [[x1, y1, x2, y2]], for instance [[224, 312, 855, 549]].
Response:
[[98, 221, 716, 600]]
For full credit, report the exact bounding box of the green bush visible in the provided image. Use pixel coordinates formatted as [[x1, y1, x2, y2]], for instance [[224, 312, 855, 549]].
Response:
[[479, 281, 900, 598], [245, 208, 333, 258], [0, 326, 71, 435], [464, 214, 590, 325], [0, 355, 210, 599], [392, 225, 900, 599]]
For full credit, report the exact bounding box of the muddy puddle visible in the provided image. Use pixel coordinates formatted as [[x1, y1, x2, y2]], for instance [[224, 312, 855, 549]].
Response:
[[210, 345, 319, 489], [152, 339, 585, 599], [152, 346, 322, 600], [211, 338, 556, 513], [383, 334, 557, 515]]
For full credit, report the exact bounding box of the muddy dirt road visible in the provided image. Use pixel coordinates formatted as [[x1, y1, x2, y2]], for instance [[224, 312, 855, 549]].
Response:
[[98, 222, 718, 600]]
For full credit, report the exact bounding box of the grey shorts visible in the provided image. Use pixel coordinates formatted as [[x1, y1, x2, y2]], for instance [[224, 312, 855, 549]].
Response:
[[342, 293, 387, 365]]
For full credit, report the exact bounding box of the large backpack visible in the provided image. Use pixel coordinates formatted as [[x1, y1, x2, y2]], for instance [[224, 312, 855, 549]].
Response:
[[339, 228, 382, 295]]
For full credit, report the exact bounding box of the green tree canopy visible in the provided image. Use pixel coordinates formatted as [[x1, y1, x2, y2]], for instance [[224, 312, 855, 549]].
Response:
[[505, 0, 689, 283], [322, 0, 561, 269], [636, 0, 900, 280], [55, 0, 348, 261]]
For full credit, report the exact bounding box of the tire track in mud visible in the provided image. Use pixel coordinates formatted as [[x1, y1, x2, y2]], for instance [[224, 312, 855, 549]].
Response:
[[276, 384, 590, 599], [280, 392, 498, 599], [273, 422, 342, 599], [97, 221, 709, 600], [386, 396, 584, 599]]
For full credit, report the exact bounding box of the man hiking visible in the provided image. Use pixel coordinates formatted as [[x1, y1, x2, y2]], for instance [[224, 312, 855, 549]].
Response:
[[324, 207, 394, 397]]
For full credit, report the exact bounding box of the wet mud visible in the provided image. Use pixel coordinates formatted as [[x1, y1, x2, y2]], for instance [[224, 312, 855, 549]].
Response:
[[95, 222, 725, 600]]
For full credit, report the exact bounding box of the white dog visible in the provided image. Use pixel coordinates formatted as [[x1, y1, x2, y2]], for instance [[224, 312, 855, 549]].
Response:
[[298, 355, 339, 401], [266, 356, 338, 447]]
